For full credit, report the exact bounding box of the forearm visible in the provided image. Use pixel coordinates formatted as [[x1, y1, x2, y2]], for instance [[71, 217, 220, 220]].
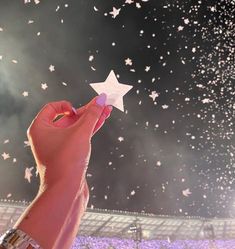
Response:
[[53, 180, 88, 248], [12, 178, 81, 249]]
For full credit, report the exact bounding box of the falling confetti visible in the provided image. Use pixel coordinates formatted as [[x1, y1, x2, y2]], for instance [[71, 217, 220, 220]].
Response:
[[109, 7, 121, 18], [24, 167, 34, 183], [1, 152, 10, 160], [41, 83, 48, 90], [22, 91, 29, 97], [49, 64, 55, 72], [182, 188, 192, 197]]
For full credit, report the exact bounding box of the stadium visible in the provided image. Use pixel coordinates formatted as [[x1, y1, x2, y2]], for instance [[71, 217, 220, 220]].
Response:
[[0, 0, 234, 248], [0, 200, 234, 249]]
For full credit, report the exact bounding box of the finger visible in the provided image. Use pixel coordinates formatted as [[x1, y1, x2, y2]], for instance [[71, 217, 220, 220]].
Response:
[[93, 106, 113, 135], [35, 100, 73, 124], [70, 93, 107, 139]]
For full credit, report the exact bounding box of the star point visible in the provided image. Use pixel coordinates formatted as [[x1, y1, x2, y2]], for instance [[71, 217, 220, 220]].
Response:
[[90, 70, 133, 112]]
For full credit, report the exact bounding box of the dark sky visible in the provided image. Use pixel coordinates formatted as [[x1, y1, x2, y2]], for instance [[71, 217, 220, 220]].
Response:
[[0, 0, 234, 219]]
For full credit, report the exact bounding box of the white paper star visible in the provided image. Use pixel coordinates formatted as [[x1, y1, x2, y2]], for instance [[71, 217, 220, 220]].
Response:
[[22, 91, 29, 97], [41, 83, 48, 90], [178, 26, 184, 31], [182, 188, 192, 197], [49, 64, 55, 72], [109, 7, 121, 18], [25, 167, 34, 183], [125, 58, 132, 66], [1, 152, 10, 160], [118, 136, 124, 142], [162, 104, 169, 109], [149, 91, 159, 101], [145, 66, 151, 72], [90, 70, 133, 112], [125, 0, 134, 4]]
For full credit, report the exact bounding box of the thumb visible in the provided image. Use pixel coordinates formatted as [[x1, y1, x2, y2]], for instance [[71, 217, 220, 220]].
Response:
[[73, 93, 107, 138]]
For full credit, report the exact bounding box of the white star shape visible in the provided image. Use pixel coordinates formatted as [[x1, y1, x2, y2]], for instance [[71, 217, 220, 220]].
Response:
[[162, 104, 169, 109], [90, 70, 133, 112], [25, 167, 34, 183], [125, 0, 134, 4], [41, 83, 48, 90], [22, 91, 29, 97], [125, 58, 132, 66], [182, 188, 192, 197], [149, 91, 159, 101], [118, 136, 124, 142], [145, 66, 151, 72], [178, 26, 184, 31], [109, 7, 121, 18], [1, 152, 10, 160], [49, 64, 55, 72]]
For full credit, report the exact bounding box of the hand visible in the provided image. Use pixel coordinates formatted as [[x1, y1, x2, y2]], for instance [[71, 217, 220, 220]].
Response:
[[27, 93, 112, 190]]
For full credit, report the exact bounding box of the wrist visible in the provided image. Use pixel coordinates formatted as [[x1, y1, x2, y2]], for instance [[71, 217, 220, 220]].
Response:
[[13, 174, 83, 249], [37, 164, 87, 195]]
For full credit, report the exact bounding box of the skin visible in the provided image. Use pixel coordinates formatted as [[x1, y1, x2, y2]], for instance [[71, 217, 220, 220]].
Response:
[[0, 94, 112, 249]]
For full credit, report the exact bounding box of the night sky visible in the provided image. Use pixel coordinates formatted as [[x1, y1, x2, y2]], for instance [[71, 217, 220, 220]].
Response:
[[0, 0, 234, 219]]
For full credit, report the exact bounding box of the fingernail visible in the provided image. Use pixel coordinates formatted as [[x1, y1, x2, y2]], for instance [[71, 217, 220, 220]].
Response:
[[96, 93, 107, 106], [72, 107, 78, 115], [108, 105, 113, 111]]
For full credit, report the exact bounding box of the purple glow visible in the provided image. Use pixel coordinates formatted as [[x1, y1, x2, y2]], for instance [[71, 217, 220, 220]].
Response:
[[71, 236, 235, 248]]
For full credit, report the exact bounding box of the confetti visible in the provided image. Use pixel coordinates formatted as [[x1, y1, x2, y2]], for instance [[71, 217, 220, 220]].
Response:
[[41, 83, 48, 90], [49, 65, 55, 72], [1, 152, 10, 160], [24, 167, 34, 183], [22, 91, 29, 97], [109, 7, 121, 18], [182, 188, 192, 197]]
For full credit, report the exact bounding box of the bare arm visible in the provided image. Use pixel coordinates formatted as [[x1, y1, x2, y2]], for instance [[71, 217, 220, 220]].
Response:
[[53, 180, 89, 248], [12, 176, 82, 249]]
